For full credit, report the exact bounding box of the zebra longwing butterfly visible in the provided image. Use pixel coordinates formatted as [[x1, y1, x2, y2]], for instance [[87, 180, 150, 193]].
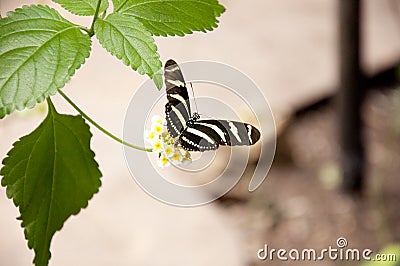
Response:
[[164, 59, 261, 152]]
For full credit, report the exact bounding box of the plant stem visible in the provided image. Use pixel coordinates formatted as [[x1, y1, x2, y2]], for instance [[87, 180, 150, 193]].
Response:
[[79, 26, 91, 35], [114, 0, 129, 12], [58, 90, 152, 152], [88, 0, 103, 36]]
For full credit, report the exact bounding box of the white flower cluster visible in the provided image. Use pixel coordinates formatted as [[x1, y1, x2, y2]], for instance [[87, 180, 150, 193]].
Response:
[[145, 115, 192, 168]]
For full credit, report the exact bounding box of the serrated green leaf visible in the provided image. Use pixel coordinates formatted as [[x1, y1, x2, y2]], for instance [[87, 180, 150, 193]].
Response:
[[0, 5, 91, 118], [114, 0, 225, 36], [0, 100, 102, 266], [94, 12, 162, 88], [52, 0, 108, 16], [152, 71, 163, 90]]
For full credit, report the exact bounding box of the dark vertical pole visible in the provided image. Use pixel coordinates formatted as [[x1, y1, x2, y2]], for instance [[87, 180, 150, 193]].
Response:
[[338, 0, 365, 193]]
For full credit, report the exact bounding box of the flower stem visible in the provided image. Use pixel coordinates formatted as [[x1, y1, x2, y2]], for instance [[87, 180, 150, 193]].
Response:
[[58, 90, 152, 152], [114, 0, 129, 12]]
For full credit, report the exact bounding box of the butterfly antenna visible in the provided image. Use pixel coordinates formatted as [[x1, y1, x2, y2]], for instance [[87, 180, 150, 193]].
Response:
[[189, 82, 199, 116]]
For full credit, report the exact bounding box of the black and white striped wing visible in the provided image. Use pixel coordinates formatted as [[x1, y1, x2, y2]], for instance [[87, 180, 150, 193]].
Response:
[[179, 120, 261, 152], [164, 59, 191, 137]]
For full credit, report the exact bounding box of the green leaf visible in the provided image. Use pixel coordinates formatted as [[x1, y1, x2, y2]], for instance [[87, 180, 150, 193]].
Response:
[[94, 12, 162, 88], [152, 71, 163, 91], [114, 0, 225, 36], [0, 100, 102, 266], [52, 0, 109, 16], [0, 5, 91, 118]]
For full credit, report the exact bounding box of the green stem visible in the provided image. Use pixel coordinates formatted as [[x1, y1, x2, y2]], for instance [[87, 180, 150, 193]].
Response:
[[88, 0, 103, 36], [114, 0, 129, 12], [79, 26, 91, 35], [58, 90, 152, 152]]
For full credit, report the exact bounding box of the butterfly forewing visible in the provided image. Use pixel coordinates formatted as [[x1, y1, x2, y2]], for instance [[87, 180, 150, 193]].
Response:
[[164, 60, 191, 137]]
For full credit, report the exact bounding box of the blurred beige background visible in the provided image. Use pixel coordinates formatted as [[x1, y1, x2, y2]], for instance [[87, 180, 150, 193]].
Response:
[[1, 0, 400, 265]]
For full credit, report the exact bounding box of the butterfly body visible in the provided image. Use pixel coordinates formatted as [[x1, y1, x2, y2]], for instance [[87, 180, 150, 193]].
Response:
[[164, 59, 260, 152]]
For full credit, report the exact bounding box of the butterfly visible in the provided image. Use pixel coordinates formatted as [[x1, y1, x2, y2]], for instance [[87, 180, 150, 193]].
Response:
[[164, 59, 261, 152]]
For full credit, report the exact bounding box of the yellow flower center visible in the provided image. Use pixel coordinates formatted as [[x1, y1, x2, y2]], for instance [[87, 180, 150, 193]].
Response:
[[154, 125, 163, 134], [161, 156, 169, 165], [148, 132, 155, 140], [154, 142, 162, 151], [172, 152, 181, 161], [164, 146, 173, 156]]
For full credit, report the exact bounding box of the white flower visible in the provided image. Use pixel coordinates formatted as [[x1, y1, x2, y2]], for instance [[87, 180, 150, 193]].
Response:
[[181, 157, 192, 166], [145, 114, 193, 168], [180, 149, 192, 165], [151, 115, 166, 125], [157, 154, 170, 168], [152, 140, 163, 152], [144, 130, 158, 143], [163, 144, 174, 158], [171, 150, 183, 164], [151, 123, 164, 135]]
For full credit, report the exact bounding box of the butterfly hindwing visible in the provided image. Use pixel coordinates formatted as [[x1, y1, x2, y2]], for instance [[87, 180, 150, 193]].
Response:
[[179, 128, 219, 151], [179, 120, 261, 152], [164, 59, 191, 137]]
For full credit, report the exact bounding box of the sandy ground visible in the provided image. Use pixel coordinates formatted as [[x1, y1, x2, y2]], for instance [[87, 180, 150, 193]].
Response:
[[1, 0, 400, 265]]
